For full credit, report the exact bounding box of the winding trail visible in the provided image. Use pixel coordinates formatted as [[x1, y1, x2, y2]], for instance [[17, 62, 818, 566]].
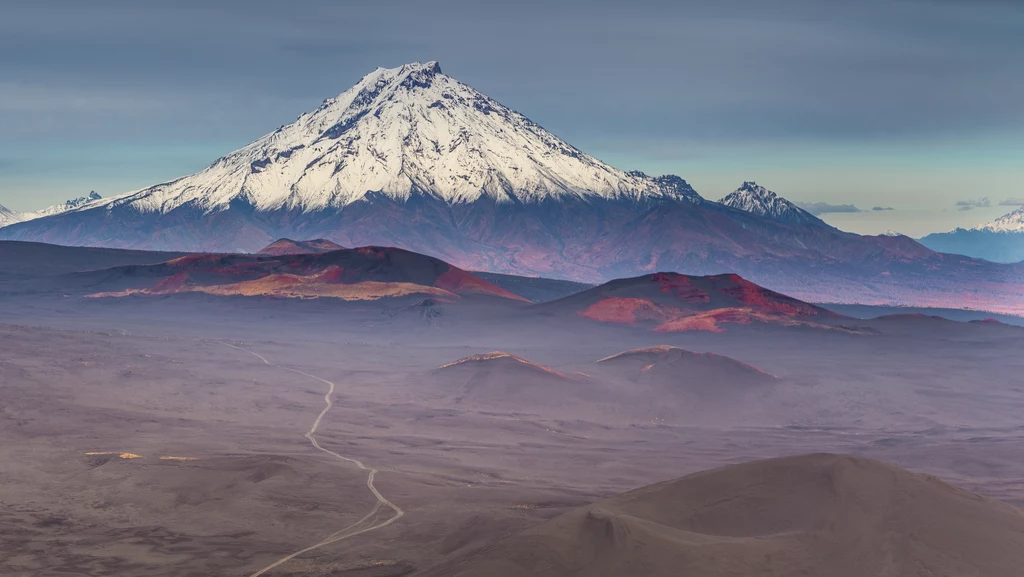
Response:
[[219, 342, 404, 577]]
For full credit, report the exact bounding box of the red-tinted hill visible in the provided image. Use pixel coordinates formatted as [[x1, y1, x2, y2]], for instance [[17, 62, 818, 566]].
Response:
[[256, 238, 346, 256], [545, 272, 848, 332], [84, 246, 528, 303]]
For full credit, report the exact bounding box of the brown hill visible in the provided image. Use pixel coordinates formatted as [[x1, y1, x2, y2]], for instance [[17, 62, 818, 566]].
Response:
[[84, 246, 527, 303], [425, 453, 1024, 577], [546, 272, 849, 332], [255, 238, 345, 256]]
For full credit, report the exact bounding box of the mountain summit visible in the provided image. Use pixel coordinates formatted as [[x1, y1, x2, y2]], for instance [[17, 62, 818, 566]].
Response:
[[75, 61, 696, 216], [1, 63, 1022, 313], [719, 182, 826, 227]]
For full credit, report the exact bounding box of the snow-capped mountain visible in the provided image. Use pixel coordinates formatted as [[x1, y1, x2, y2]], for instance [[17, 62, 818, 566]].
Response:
[[919, 206, 1024, 263], [83, 62, 696, 217], [974, 207, 1024, 233], [1, 62, 1022, 313], [718, 182, 827, 227], [0, 192, 103, 228]]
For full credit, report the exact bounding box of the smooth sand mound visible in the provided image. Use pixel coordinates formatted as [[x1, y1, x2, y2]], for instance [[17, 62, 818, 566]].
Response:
[[598, 346, 776, 386], [434, 352, 604, 412], [426, 453, 1024, 577]]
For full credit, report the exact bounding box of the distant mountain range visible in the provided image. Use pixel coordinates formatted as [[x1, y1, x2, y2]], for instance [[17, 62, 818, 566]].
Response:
[[919, 207, 1024, 263], [0, 62, 1021, 313]]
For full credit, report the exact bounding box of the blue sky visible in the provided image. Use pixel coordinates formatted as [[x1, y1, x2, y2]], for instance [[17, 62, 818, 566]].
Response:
[[1, 0, 1022, 236]]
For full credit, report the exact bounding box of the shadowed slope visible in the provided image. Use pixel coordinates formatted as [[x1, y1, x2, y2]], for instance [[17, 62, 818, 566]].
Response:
[[425, 454, 1024, 577], [0, 241, 191, 277]]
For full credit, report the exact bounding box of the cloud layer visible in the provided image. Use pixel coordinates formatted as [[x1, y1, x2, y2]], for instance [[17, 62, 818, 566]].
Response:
[[1, 0, 1022, 145], [956, 198, 992, 211], [797, 202, 864, 216]]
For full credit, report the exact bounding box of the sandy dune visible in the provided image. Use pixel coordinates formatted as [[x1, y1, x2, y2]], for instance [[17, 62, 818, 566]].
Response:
[[428, 453, 1024, 577]]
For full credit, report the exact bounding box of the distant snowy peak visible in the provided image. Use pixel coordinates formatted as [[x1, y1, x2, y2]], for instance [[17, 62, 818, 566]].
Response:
[[974, 206, 1024, 233], [95, 61, 702, 215], [0, 192, 103, 228], [719, 182, 826, 227], [882, 229, 905, 237], [30, 191, 103, 219], [0, 204, 20, 227]]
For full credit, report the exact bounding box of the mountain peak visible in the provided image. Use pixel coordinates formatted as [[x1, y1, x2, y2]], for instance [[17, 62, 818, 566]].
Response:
[[974, 206, 1024, 233], [81, 63, 701, 215], [738, 181, 774, 196], [403, 60, 441, 74], [720, 182, 827, 227]]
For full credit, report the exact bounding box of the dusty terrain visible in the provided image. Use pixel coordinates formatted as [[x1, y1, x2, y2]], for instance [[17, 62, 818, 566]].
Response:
[[427, 454, 1024, 577], [3, 246, 1024, 575]]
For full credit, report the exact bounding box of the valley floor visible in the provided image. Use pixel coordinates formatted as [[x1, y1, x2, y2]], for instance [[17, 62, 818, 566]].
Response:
[[3, 298, 1024, 576]]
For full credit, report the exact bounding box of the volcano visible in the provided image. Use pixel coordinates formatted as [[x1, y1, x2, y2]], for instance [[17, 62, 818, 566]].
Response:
[[2, 62, 1022, 314]]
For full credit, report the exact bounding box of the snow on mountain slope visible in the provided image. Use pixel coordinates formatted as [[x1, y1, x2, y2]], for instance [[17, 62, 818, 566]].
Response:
[[918, 207, 1024, 263], [92, 62, 699, 216], [718, 182, 826, 227], [27, 191, 103, 219], [974, 207, 1024, 233], [0, 192, 103, 228], [0, 205, 20, 227]]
